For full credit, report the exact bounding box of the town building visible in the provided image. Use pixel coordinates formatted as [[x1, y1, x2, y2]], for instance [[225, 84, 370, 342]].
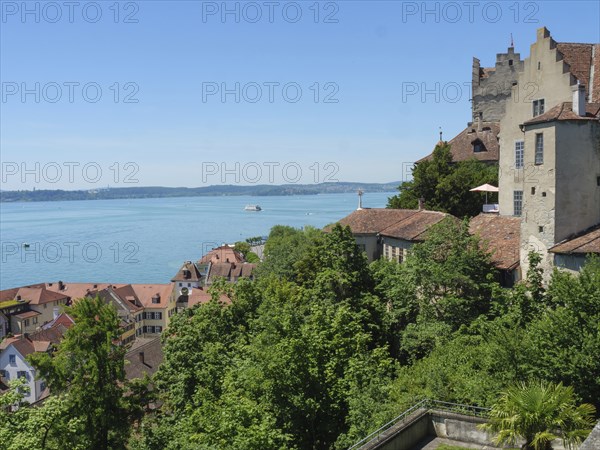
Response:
[[328, 208, 450, 262], [0, 314, 74, 404], [497, 27, 600, 276]]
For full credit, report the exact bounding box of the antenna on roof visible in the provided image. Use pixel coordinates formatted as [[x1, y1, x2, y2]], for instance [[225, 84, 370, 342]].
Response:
[[510, 33, 514, 48], [439, 127, 443, 142]]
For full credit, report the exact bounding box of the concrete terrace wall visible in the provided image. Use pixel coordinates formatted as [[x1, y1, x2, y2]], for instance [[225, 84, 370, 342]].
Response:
[[356, 409, 573, 450]]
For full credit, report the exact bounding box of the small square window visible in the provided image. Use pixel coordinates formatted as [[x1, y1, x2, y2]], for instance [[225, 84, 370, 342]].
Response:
[[538, 226, 544, 233], [509, 59, 513, 66], [542, 192, 547, 197]]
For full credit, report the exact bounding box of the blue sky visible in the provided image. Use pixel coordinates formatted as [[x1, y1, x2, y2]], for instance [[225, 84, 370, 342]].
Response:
[[1, 1, 599, 189]]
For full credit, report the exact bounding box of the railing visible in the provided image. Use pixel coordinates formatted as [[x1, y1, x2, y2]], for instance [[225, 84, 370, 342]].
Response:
[[347, 399, 491, 450]]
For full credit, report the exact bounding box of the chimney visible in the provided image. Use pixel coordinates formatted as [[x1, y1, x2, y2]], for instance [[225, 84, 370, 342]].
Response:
[[418, 198, 425, 210], [58, 281, 64, 291], [138, 351, 145, 365], [572, 84, 586, 116]]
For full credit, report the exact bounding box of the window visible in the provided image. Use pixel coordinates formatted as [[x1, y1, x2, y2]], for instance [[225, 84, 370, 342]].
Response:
[[17, 371, 27, 380], [531, 187, 536, 195], [537, 61, 541, 70], [157, 312, 162, 320], [32, 317, 38, 324], [533, 99, 545, 116], [24, 319, 29, 327], [535, 133, 544, 164], [156, 326, 163, 333], [9, 355, 16, 366], [187, 283, 191, 287], [514, 191, 523, 216], [508, 59, 513, 66], [515, 141, 524, 168], [143, 326, 148, 334], [538, 226, 544, 233], [473, 140, 486, 153]]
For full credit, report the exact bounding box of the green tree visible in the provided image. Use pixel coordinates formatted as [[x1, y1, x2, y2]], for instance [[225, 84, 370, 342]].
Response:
[[387, 142, 498, 218], [482, 381, 596, 450], [28, 296, 131, 449]]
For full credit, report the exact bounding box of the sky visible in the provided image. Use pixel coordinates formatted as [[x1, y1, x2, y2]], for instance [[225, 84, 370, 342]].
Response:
[[1, 0, 599, 190]]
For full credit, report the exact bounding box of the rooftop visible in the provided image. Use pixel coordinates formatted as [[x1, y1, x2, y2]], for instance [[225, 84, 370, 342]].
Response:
[[469, 213, 521, 270], [550, 224, 600, 255], [524, 102, 600, 126]]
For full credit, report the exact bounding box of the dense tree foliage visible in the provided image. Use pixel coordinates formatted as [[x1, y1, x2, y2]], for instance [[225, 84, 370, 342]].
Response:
[[387, 143, 498, 218], [2, 225, 598, 449]]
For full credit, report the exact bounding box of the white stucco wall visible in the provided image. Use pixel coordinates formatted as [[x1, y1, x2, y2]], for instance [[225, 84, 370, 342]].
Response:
[[0, 345, 43, 403]]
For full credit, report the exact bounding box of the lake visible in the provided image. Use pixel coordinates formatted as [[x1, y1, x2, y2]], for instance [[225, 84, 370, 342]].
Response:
[[0, 192, 394, 289]]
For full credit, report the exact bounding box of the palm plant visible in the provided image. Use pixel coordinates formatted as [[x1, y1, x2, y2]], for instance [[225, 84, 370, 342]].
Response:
[[481, 381, 596, 450]]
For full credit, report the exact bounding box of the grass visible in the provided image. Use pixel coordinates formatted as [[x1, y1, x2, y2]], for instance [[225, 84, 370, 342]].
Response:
[[0, 299, 21, 309]]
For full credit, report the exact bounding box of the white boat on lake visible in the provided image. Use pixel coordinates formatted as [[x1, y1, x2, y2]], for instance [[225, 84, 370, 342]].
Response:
[[244, 205, 262, 211]]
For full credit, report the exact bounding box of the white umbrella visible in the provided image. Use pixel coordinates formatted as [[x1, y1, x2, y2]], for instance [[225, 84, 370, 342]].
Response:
[[470, 183, 499, 203]]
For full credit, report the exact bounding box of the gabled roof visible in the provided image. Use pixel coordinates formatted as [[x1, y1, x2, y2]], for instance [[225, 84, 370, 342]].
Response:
[[125, 337, 163, 380], [130, 284, 174, 308], [0, 286, 70, 306], [206, 263, 256, 283], [198, 246, 245, 265], [417, 122, 500, 164], [524, 102, 600, 126], [0, 335, 51, 356], [550, 224, 600, 255], [330, 208, 450, 242], [171, 261, 203, 282], [380, 210, 450, 241], [556, 42, 600, 102], [186, 287, 231, 308], [329, 209, 419, 234], [42, 313, 75, 330], [469, 213, 521, 270]]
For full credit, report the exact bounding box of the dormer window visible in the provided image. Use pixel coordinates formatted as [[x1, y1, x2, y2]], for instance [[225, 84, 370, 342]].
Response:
[[473, 139, 486, 153]]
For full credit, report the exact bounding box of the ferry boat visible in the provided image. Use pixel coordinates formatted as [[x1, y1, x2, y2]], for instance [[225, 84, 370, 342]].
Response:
[[244, 205, 262, 211]]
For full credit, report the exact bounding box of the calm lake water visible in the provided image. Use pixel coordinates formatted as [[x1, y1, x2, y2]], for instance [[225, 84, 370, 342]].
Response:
[[0, 192, 394, 289]]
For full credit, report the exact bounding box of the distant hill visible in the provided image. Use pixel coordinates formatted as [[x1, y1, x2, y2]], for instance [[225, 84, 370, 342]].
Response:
[[0, 182, 400, 203]]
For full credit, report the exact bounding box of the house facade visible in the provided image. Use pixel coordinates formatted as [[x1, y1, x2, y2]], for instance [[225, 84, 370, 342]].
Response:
[[498, 27, 600, 275]]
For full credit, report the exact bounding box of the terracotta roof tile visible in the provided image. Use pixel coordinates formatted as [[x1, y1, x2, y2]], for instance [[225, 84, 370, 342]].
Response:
[[329, 209, 420, 234], [524, 102, 600, 126], [131, 284, 174, 309], [198, 246, 245, 264], [469, 213, 521, 270], [379, 210, 450, 241], [186, 287, 231, 308], [171, 261, 203, 282], [13, 310, 41, 319], [417, 122, 500, 164], [556, 43, 599, 101], [549, 224, 600, 254]]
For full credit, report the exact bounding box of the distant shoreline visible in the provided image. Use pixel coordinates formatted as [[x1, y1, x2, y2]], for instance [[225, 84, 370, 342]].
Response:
[[0, 182, 400, 203]]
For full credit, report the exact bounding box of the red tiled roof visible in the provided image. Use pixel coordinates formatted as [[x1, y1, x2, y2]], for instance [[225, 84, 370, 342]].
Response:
[[0, 286, 70, 306], [380, 210, 450, 241], [171, 261, 203, 282], [187, 287, 231, 308], [550, 224, 600, 254], [524, 102, 600, 126], [329, 209, 419, 234], [469, 213, 521, 270], [416, 122, 500, 164], [206, 263, 256, 283], [198, 246, 245, 264], [556, 43, 600, 102], [330, 208, 450, 242], [131, 284, 174, 308]]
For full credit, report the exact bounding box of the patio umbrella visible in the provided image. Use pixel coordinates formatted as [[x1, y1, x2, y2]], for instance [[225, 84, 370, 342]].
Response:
[[470, 183, 499, 203]]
